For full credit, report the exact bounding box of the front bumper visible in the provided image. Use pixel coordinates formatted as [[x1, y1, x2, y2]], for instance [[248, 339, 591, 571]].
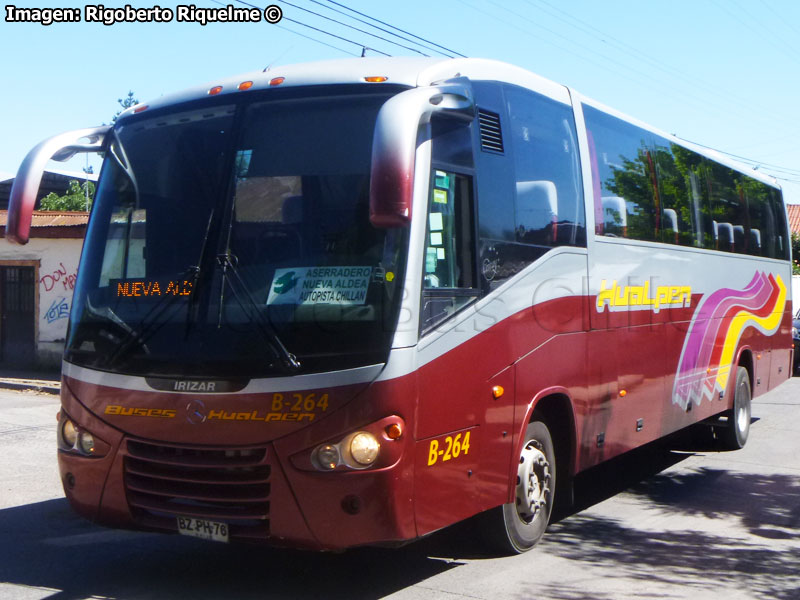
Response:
[[58, 386, 416, 550]]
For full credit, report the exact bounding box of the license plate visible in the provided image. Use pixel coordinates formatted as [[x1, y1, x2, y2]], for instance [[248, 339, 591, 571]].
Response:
[[176, 516, 229, 543]]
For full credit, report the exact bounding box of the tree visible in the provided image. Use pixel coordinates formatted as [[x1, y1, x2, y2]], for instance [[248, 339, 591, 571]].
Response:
[[40, 180, 95, 212], [792, 232, 800, 275], [112, 91, 139, 123]]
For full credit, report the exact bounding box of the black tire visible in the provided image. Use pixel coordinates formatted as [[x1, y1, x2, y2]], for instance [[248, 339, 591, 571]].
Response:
[[720, 366, 751, 450], [481, 420, 556, 554]]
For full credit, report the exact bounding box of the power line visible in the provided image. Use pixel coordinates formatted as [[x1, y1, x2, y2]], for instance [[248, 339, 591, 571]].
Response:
[[677, 136, 800, 178], [521, 0, 800, 143], [209, 0, 354, 55], [709, 0, 800, 67], [307, 0, 456, 58], [458, 0, 740, 121], [274, 22, 356, 56], [324, 0, 467, 58], [232, 0, 391, 56], [279, 0, 431, 56], [282, 15, 391, 56]]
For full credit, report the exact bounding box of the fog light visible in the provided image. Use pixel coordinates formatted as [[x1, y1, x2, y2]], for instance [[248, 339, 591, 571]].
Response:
[[79, 432, 96, 455], [341, 495, 362, 514], [61, 419, 78, 448], [349, 432, 380, 466], [315, 444, 339, 470]]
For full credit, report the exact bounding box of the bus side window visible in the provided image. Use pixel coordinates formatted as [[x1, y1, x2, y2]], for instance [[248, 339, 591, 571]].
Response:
[[506, 85, 586, 251], [421, 170, 479, 333], [583, 104, 658, 241], [654, 139, 698, 247]]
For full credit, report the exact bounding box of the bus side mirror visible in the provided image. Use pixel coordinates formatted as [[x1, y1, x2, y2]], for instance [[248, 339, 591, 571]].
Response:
[[6, 125, 110, 244], [369, 81, 474, 228]]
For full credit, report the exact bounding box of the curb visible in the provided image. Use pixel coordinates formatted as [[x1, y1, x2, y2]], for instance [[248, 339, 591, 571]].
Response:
[[0, 379, 61, 395]]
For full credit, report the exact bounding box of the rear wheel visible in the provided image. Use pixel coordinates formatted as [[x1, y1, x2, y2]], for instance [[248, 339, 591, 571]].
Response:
[[720, 366, 751, 450], [482, 420, 556, 554]]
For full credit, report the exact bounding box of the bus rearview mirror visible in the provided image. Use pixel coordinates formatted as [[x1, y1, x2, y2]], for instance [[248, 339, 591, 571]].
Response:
[[6, 125, 110, 245], [369, 82, 474, 228]]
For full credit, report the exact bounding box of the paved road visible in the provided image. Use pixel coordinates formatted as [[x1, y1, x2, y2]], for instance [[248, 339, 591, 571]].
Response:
[[0, 379, 798, 600]]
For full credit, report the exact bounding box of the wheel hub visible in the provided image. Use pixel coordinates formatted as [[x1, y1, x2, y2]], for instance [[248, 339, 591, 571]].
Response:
[[516, 440, 551, 521]]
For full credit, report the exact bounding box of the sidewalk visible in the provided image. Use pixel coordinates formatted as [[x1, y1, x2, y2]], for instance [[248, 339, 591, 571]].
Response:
[[0, 369, 61, 395]]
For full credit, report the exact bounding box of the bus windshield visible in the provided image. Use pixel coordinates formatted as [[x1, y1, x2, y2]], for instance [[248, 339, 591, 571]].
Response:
[[65, 90, 408, 378]]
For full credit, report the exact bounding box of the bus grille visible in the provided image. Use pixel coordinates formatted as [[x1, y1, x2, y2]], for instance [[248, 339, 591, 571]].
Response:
[[124, 439, 271, 540]]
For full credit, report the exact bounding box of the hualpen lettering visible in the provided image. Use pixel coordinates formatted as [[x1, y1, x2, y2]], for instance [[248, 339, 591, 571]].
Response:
[[596, 279, 692, 313]]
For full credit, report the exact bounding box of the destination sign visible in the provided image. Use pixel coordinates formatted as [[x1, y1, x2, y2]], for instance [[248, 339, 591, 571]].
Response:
[[267, 266, 372, 306], [114, 279, 194, 298]]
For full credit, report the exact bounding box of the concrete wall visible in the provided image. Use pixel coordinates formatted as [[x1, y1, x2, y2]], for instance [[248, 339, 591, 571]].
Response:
[[0, 237, 82, 369]]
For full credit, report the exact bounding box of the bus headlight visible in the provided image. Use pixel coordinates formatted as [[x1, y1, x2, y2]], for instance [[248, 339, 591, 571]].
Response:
[[61, 419, 79, 448], [58, 413, 108, 457], [315, 444, 340, 470], [298, 417, 404, 473], [348, 432, 380, 466], [79, 432, 96, 455], [312, 432, 381, 471]]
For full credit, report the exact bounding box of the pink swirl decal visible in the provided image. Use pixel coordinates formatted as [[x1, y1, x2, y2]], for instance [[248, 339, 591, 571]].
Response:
[[672, 272, 786, 410]]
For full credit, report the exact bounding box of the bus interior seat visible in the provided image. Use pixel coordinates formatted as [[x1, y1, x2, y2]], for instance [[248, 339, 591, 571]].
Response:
[[515, 180, 558, 244], [733, 225, 746, 252], [602, 196, 627, 237], [713, 221, 734, 252], [750, 228, 762, 253], [663, 208, 679, 244]]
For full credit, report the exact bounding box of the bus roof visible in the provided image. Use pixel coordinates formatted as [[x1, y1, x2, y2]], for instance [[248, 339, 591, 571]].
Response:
[[116, 57, 572, 119], [116, 56, 777, 190]]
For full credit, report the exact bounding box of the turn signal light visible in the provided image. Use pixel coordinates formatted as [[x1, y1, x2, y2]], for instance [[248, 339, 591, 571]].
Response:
[[385, 423, 402, 440], [492, 385, 504, 399]]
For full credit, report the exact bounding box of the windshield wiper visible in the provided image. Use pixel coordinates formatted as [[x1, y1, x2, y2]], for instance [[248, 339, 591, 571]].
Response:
[[216, 251, 301, 372]]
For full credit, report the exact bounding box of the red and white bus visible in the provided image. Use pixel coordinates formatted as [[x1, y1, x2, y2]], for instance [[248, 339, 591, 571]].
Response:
[[7, 58, 793, 553]]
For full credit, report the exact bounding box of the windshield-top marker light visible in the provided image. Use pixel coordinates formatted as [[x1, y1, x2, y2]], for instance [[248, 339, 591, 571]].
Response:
[[208, 85, 223, 95], [364, 76, 388, 83], [238, 81, 254, 91], [133, 105, 149, 113], [269, 77, 285, 86]]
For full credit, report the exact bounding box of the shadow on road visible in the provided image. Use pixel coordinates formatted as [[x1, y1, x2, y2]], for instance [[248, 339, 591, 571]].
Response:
[[537, 455, 800, 600], [2, 434, 798, 599], [0, 499, 458, 600]]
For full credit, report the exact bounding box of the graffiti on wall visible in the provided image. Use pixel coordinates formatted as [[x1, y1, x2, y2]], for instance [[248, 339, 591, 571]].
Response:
[[45, 297, 70, 323], [40, 262, 77, 293], [39, 260, 79, 336]]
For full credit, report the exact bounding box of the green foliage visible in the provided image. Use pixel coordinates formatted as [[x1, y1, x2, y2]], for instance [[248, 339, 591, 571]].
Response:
[[112, 91, 139, 123], [792, 232, 800, 275], [40, 179, 95, 212]]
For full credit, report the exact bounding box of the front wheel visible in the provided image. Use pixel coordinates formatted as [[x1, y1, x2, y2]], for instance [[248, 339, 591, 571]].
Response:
[[481, 420, 556, 554], [720, 366, 751, 450]]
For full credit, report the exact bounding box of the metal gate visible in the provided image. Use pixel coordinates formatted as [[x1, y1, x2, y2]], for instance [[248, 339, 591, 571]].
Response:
[[0, 266, 36, 367]]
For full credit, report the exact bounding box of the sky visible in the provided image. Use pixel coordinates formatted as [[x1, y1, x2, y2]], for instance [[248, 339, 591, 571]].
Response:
[[2, 0, 799, 204]]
